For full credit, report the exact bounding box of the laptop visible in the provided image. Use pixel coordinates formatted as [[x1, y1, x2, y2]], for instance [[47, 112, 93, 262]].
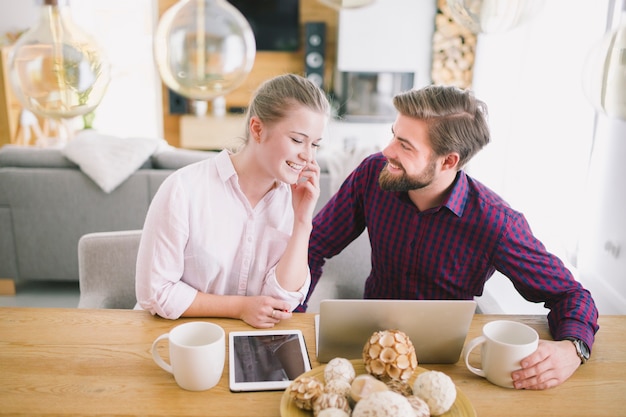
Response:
[[315, 299, 476, 364]]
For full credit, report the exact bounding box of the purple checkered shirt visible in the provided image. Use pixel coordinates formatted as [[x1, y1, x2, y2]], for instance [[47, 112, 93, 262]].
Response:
[[304, 153, 598, 350]]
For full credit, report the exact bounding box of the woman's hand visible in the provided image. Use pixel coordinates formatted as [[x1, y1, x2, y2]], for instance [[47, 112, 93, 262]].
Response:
[[239, 296, 293, 328], [291, 159, 320, 225]]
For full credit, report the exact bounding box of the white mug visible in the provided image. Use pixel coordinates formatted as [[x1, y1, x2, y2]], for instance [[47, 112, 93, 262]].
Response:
[[462, 320, 539, 388], [151, 321, 225, 391]]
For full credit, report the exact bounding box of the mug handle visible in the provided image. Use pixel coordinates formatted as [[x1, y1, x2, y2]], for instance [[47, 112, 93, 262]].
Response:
[[151, 333, 173, 374], [463, 335, 486, 377]]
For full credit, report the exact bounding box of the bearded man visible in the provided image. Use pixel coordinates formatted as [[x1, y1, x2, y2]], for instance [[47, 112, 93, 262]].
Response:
[[302, 85, 598, 390]]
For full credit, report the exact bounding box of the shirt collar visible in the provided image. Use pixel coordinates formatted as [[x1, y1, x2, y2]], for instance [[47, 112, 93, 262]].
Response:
[[442, 170, 469, 217], [214, 149, 289, 193], [215, 149, 237, 183]]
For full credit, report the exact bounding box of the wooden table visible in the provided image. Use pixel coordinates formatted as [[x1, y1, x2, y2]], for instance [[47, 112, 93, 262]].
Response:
[[0, 308, 624, 416]]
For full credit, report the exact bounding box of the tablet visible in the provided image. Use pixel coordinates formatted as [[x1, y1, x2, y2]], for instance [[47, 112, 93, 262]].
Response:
[[229, 329, 311, 392]]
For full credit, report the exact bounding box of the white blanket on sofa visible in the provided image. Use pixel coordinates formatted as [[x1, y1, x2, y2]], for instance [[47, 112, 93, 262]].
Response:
[[62, 130, 169, 193]]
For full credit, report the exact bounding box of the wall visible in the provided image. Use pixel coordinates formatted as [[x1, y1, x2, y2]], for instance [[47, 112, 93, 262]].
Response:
[[577, 114, 626, 314], [0, 1, 34, 34], [576, 0, 626, 315]]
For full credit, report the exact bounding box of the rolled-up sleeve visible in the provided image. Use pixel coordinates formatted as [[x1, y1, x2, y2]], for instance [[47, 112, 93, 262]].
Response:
[[262, 265, 311, 312]]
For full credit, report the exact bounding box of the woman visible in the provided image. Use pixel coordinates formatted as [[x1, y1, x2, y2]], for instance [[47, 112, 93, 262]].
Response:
[[136, 74, 330, 328]]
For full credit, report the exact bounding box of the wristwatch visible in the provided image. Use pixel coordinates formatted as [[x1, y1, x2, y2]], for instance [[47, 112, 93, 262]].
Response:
[[563, 337, 590, 364]]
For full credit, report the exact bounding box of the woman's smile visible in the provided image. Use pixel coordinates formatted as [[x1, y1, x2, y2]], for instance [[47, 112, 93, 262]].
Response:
[[286, 160, 304, 171]]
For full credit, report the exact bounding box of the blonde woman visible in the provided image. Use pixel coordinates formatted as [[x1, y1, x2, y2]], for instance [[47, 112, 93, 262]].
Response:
[[136, 74, 330, 328]]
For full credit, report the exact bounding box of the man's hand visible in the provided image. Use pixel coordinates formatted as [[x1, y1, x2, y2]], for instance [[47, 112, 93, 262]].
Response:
[[511, 340, 581, 389]]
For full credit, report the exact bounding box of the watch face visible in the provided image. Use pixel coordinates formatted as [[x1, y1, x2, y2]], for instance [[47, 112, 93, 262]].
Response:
[[565, 338, 590, 363], [578, 340, 590, 360]]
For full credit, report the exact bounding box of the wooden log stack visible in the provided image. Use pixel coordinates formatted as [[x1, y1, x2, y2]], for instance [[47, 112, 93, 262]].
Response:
[[431, 0, 477, 89]]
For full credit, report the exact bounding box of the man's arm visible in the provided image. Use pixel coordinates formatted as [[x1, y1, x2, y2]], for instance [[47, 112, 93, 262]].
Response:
[[494, 211, 599, 348]]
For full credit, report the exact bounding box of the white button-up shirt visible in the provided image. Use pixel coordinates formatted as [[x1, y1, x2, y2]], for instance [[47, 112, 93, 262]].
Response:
[[135, 150, 310, 319]]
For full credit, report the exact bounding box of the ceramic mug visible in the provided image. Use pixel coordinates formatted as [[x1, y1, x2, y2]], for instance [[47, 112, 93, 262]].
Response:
[[462, 320, 539, 388], [151, 321, 225, 391]]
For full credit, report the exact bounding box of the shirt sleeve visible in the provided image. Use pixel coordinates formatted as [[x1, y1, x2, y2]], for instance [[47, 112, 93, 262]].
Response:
[[493, 211, 599, 349], [135, 174, 198, 319], [261, 265, 311, 312]]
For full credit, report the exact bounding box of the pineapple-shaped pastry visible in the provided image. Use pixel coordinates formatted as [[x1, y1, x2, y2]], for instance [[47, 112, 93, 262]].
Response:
[[362, 329, 418, 382]]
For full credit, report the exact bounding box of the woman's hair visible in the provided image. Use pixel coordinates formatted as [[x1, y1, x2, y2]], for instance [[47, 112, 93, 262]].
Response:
[[243, 73, 331, 142], [392, 85, 490, 168]]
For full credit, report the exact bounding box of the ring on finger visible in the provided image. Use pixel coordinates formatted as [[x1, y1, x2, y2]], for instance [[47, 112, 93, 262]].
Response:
[[271, 310, 275, 318]]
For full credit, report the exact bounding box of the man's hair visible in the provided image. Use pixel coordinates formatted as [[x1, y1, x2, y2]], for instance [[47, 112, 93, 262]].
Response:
[[392, 85, 490, 168]]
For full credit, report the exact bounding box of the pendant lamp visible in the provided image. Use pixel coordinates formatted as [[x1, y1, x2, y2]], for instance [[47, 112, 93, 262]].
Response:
[[8, 0, 110, 122], [153, 0, 256, 103]]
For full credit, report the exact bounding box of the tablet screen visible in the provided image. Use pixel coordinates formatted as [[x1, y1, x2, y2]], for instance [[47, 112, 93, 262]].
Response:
[[229, 329, 311, 392]]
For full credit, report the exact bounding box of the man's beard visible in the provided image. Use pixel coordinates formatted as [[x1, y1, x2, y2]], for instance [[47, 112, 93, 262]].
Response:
[[378, 158, 437, 191]]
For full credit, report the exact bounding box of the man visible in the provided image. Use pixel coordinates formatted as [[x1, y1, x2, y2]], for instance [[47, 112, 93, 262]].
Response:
[[303, 85, 598, 390]]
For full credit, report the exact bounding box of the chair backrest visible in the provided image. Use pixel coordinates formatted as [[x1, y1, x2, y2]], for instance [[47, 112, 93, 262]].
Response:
[[77, 230, 142, 309]]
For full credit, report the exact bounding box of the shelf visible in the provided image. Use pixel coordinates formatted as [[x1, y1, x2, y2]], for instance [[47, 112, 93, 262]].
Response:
[[179, 114, 247, 151]]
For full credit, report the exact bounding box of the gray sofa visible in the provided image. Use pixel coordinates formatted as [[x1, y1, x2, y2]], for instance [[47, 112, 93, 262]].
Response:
[[0, 145, 216, 283], [0, 144, 371, 308]]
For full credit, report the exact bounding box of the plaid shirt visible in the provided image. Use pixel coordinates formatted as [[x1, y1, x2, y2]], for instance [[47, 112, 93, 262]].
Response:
[[305, 153, 598, 350]]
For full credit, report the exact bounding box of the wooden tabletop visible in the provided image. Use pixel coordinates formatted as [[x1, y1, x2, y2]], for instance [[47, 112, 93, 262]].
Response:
[[0, 307, 624, 417]]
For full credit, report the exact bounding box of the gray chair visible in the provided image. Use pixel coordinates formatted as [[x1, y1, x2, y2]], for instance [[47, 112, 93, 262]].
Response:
[[77, 230, 142, 309], [76, 228, 372, 312]]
